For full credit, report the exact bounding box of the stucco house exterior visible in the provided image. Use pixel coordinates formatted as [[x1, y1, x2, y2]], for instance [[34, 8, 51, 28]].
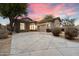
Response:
[[51, 17, 61, 29], [37, 17, 61, 32], [37, 22, 51, 32], [7, 17, 61, 32], [16, 17, 37, 32]]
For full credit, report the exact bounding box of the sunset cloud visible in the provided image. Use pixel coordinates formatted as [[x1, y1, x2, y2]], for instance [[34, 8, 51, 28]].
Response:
[[28, 3, 77, 21], [64, 8, 76, 16]]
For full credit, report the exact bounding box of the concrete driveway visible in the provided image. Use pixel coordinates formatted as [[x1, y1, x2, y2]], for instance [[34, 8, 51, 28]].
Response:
[[10, 32, 79, 56]]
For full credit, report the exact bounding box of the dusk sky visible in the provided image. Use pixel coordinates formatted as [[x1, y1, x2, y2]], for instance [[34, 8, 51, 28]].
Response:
[[27, 3, 79, 25], [27, 3, 79, 21], [0, 3, 79, 25]]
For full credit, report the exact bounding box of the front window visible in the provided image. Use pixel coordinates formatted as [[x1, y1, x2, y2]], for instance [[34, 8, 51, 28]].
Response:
[[20, 23, 25, 30], [30, 23, 37, 30]]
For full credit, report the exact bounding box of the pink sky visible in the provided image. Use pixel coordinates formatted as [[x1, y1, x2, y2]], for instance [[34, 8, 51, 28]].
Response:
[[27, 3, 76, 21]]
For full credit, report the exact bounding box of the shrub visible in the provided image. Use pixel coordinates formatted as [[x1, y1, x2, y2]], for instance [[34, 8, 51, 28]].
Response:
[[52, 27, 61, 36], [65, 26, 78, 39], [0, 26, 8, 39], [46, 29, 51, 32]]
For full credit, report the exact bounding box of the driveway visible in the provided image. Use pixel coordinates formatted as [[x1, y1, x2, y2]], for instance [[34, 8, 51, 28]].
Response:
[[10, 32, 79, 56]]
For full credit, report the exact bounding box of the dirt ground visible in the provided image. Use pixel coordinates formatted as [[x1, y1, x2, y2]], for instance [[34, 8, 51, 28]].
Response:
[[0, 35, 12, 56]]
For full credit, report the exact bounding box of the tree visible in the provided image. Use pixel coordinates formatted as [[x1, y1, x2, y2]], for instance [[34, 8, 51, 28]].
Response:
[[61, 17, 78, 39], [40, 15, 53, 23], [0, 3, 28, 32], [61, 17, 76, 26]]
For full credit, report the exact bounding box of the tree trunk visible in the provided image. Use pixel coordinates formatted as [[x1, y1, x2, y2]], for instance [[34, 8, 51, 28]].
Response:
[[9, 17, 14, 32], [14, 19, 20, 33], [9, 17, 20, 33]]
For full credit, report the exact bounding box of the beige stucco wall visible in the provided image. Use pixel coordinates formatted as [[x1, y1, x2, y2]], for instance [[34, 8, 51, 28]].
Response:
[[19, 19, 61, 32], [37, 22, 51, 32], [54, 20, 61, 27], [51, 20, 61, 30]]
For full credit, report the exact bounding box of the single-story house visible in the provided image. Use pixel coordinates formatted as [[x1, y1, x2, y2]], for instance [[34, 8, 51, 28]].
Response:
[[16, 17, 37, 32], [37, 17, 61, 32]]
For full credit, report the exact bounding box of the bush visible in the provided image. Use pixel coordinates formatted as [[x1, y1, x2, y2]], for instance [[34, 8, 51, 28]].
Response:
[[52, 27, 61, 36], [65, 26, 78, 39], [46, 29, 51, 32], [0, 25, 8, 39]]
